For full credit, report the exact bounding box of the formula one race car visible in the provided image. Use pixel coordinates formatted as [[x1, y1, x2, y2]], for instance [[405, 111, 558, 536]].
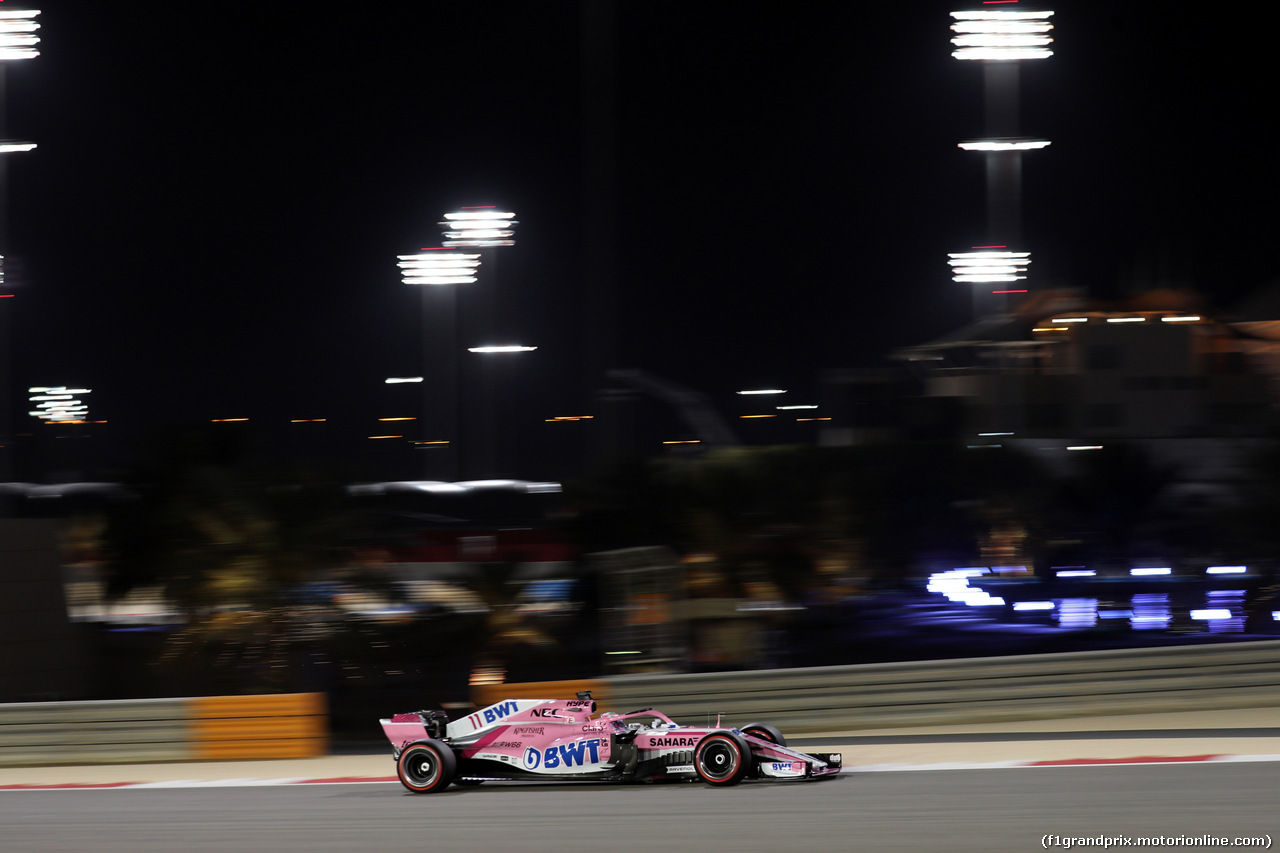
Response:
[[380, 691, 842, 793]]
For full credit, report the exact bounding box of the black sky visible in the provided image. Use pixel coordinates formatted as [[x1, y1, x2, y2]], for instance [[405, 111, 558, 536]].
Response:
[[4, 1, 1278, 478]]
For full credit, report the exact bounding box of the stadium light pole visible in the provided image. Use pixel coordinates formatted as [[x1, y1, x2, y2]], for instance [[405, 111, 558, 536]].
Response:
[[439, 207, 518, 478], [948, 7, 1053, 318], [398, 248, 482, 480], [0, 9, 39, 480]]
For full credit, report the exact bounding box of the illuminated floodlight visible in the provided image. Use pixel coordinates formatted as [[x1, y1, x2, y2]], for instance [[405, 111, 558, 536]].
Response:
[[1190, 609, 1232, 621], [1066, 446, 1103, 451], [950, 10, 1054, 60], [1161, 315, 1201, 323], [738, 389, 786, 395], [777, 405, 818, 410], [958, 138, 1051, 152], [1107, 317, 1145, 323], [955, 47, 1053, 60], [978, 432, 1013, 436], [1206, 566, 1247, 574], [398, 249, 482, 285], [1130, 567, 1171, 576], [1013, 601, 1055, 611], [28, 385, 91, 422], [0, 10, 40, 61], [440, 208, 518, 248], [0, 142, 36, 153], [1051, 317, 1088, 324], [948, 250, 1030, 283], [1055, 569, 1095, 578], [467, 345, 537, 353], [385, 376, 424, 384]]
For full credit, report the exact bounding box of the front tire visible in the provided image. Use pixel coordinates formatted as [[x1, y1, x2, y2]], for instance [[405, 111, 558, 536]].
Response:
[[694, 731, 751, 786], [397, 740, 457, 793], [741, 722, 787, 747]]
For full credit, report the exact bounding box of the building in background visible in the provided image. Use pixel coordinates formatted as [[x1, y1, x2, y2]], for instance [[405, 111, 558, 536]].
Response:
[[869, 287, 1280, 498]]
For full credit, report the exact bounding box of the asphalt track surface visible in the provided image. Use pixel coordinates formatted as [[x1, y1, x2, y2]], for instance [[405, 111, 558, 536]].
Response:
[[4, 763, 1277, 853], [4, 709, 1278, 852]]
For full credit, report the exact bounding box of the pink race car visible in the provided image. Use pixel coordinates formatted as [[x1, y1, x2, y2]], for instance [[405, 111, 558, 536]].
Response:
[[380, 691, 843, 793]]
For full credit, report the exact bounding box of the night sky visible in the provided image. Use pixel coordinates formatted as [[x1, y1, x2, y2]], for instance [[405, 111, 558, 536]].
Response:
[[4, 1, 1277, 479]]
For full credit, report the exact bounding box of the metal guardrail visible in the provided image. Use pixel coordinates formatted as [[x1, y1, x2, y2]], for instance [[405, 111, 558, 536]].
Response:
[[606, 640, 1280, 732], [0, 693, 327, 767], [469, 641, 1280, 734], [6, 642, 1278, 766]]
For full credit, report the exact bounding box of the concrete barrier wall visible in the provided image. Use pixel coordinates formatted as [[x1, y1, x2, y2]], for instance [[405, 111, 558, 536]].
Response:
[[473, 640, 1280, 734], [0, 693, 327, 767], [608, 640, 1280, 731], [6, 641, 1279, 767]]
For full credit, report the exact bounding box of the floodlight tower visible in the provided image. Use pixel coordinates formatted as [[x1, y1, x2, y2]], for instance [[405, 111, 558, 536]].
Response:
[[948, 6, 1053, 318], [397, 248, 482, 480], [0, 7, 40, 237], [438, 207, 518, 479], [0, 9, 40, 480]]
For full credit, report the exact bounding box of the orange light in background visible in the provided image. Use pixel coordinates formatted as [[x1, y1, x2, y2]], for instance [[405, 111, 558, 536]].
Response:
[[379, 417, 416, 421], [211, 418, 249, 423], [740, 414, 777, 419], [663, 440, 701, 444]]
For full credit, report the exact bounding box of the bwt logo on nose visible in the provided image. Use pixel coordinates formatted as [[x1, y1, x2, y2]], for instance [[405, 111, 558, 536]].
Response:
[[523, 739, 602, 770]]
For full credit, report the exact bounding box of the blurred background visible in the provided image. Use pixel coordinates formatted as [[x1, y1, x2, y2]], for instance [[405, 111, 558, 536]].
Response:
[[1, 0, 1279, 745]]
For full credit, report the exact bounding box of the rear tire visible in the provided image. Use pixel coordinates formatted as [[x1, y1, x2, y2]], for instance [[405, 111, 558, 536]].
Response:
[[397, 740, 457, 793], [694, 731, 751, 786], [741, 722, 787, 747]]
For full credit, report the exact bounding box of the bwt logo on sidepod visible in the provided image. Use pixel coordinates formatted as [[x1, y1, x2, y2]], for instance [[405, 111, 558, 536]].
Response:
[[523, 739, 602, 770], [482, 701, 518, 724]]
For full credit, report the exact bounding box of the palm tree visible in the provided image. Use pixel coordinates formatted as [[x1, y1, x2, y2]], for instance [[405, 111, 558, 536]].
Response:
[[104, 425, 356, 694]]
